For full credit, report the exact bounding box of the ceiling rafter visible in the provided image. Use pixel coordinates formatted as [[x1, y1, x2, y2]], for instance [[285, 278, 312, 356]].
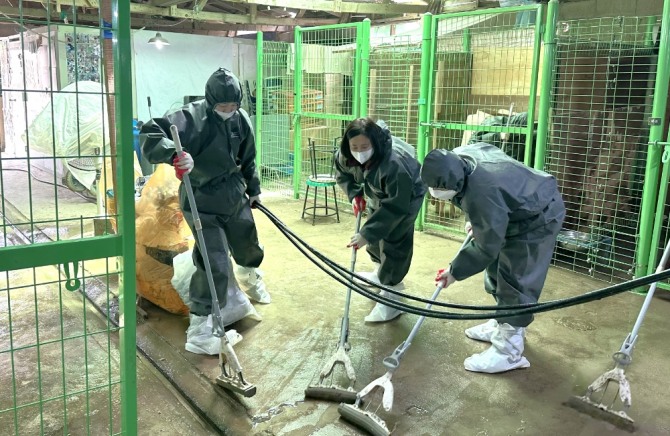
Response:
[[221, 0, 429, 15]]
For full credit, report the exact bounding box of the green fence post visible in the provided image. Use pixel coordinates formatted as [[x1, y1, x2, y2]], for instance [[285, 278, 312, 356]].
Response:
[[293, 27, 303, 199], [256, 31, 263, 178], [638, 1, 670, 280], [525, 2, 544, 167], [648, 142, 670, 277], [359, 19, 371, 118], [534, 0, 558, 170], [112, 0, 137, 434], [416, 12, 434, 232]]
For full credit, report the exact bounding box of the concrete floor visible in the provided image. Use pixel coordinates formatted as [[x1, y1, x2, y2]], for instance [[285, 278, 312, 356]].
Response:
[[2, 160, 670, 435], [138, 197, 670, 436]]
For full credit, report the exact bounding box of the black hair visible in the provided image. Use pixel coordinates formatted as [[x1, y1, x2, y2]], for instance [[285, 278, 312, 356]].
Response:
[[340, 117, 391, 162]]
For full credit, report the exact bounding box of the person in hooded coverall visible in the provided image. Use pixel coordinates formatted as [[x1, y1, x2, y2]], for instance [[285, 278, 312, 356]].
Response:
[[420, 143, 565, 373], [335, 118, 427, 323], [140, 68, 270, 355]]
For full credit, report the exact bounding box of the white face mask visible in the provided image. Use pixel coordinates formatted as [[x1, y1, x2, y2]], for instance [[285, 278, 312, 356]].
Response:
[[429, 187, 458, 201], [352, 149, 374, 164], [215, 110, 235, 120]]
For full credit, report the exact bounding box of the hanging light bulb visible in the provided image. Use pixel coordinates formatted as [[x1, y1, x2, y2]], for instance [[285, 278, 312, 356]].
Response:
[[148, 32, 170, 48]]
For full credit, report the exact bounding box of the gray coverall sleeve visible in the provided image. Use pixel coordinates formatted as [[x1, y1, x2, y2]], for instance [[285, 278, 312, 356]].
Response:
[[239, 113, 261, 197], [335, 157, 363, 202], [450, 193, 509, 280], [140, 109, 198, 164], [360, 170, 413, 244]]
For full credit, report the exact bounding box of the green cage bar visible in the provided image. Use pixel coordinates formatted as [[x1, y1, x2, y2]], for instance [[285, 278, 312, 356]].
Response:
[[637, 0, 670, 280], [293, 26, 304, 199], [534, 0, 558, 170], [256, 31, 264, 175]]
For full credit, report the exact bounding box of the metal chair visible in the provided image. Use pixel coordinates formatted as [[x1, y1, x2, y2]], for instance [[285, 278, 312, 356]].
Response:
[[301, 137, 340, 225]]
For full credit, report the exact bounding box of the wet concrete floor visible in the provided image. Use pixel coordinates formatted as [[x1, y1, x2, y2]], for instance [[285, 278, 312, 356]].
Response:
[[138, 197, 670, 436]]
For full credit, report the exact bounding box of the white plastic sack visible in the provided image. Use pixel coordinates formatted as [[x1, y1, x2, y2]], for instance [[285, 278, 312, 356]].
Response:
[[171, 250, 262, 325]]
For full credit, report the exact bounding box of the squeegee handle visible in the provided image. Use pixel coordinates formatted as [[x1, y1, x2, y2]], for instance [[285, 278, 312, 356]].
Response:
[[170, 125, 225, 335], [340, 212, 363, 348]]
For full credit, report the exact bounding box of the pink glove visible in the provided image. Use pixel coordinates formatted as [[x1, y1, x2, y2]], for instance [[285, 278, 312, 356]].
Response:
[[435, 268, 457, 287], [465, 221, 473, 235], [352, 196, 366, 217]]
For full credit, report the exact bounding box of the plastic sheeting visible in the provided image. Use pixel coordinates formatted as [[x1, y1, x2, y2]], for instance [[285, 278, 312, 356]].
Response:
[[23, 81, 109, 189]]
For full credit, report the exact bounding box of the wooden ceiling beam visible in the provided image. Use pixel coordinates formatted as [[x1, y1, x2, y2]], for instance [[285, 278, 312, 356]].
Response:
[[221, 0, 429, 15], [0, 3, 339, 26]]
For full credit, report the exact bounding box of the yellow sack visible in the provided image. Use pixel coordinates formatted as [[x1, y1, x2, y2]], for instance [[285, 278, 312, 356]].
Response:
[[135, 164, 192, 315]]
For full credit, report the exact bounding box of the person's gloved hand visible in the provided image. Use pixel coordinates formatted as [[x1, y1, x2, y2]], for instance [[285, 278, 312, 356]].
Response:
[[347, 233, 368, 250], [352, 196, 366, 217], [249, 195, 261, 208], [465, 221, 473, 235], [173, 152, 194, 181], [435, 268, 457, 287]]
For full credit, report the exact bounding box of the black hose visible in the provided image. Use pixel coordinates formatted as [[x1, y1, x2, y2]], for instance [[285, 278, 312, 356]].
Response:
[[255, 204, 669, 319]]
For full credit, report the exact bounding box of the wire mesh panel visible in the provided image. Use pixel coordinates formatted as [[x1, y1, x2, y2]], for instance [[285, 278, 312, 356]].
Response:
[[294, 23, 367, 210], [0, 1, 136, 434], [0, 262, 122, 434], [546, 16, 659, 282], [368, 36, 422, 149], [257, 40, 294, 196], [423, 5, 543, 234]]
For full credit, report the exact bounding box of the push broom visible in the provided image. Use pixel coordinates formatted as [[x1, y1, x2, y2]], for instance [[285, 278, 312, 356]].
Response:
[[566, 236, 670, 430], [339, 234, 472, 435], [170, 124, 256, 397], [304, 212, 363, 404]]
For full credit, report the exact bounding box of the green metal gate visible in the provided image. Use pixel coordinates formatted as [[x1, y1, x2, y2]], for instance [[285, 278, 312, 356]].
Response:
[[546, 12, 665, 283], [417, 2, 546, 235], [0, 1, 136, 434]]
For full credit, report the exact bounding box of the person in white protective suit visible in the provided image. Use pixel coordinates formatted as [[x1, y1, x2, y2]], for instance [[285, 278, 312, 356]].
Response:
[[140, 68, 270, 355], [421, 143, 565, 373], [334, 118, 427, 323]]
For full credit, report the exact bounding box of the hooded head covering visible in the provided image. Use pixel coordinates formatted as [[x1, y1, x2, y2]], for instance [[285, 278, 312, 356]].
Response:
[[420, 149, 468, 192], [205, 68, 242, 110], [339, 117, 392, 165]]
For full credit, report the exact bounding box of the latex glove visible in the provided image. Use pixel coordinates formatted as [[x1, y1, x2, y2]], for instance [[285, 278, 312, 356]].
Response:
[[347, 233, 368, 250], [249, 195, 261, 208], [173, 151, 194, 181], [465, 221, 473, 235], [352, 196, 366, 217], [435, 268, 457, 287]]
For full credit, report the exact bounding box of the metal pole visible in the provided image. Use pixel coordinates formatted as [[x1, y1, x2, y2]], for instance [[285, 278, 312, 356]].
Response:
[[416, 12, 434, 232], [113, 0, 137, 433], [256, 31, 263, 177], [636, 0, 670, 280], [359, 19, 371, 118], [293, 27, 303, 199], [525, 2, 544, 167], [533, 0, 558, 170]]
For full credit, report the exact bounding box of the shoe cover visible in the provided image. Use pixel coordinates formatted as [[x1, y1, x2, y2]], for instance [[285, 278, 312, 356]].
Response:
[[247, 279, 271, 304], [464, 323, 530, 373], [236, 266, 271, 304], [364, 289, 404, 323], [354, 263, 381, 287], [185, 314, 243, 355], [464, 319, 499, 342]]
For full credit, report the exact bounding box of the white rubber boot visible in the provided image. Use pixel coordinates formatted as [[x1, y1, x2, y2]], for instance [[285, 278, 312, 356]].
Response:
[[364, 285, 405, 323], [185, 314, 243, 355], [464, 323, 530, 373], [236, 266, 271, 304], [464, 319, 499, 342]]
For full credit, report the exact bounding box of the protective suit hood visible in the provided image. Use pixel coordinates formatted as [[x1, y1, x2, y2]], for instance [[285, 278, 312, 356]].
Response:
[[205, 68, 242, 110], [420, 149, 469, 192]]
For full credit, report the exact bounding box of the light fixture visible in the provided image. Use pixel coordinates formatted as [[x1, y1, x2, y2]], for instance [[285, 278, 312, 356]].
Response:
[[148, 32, 170, 48]]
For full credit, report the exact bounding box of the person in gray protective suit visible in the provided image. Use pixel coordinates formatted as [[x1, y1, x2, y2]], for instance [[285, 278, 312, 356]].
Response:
[[335, 117, 427, 323], [140, 68, 270, 355], [420, 143, 565, 373]]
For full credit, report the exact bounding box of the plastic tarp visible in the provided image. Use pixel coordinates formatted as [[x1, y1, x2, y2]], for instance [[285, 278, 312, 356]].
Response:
[[23, 81, 110, 190]]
